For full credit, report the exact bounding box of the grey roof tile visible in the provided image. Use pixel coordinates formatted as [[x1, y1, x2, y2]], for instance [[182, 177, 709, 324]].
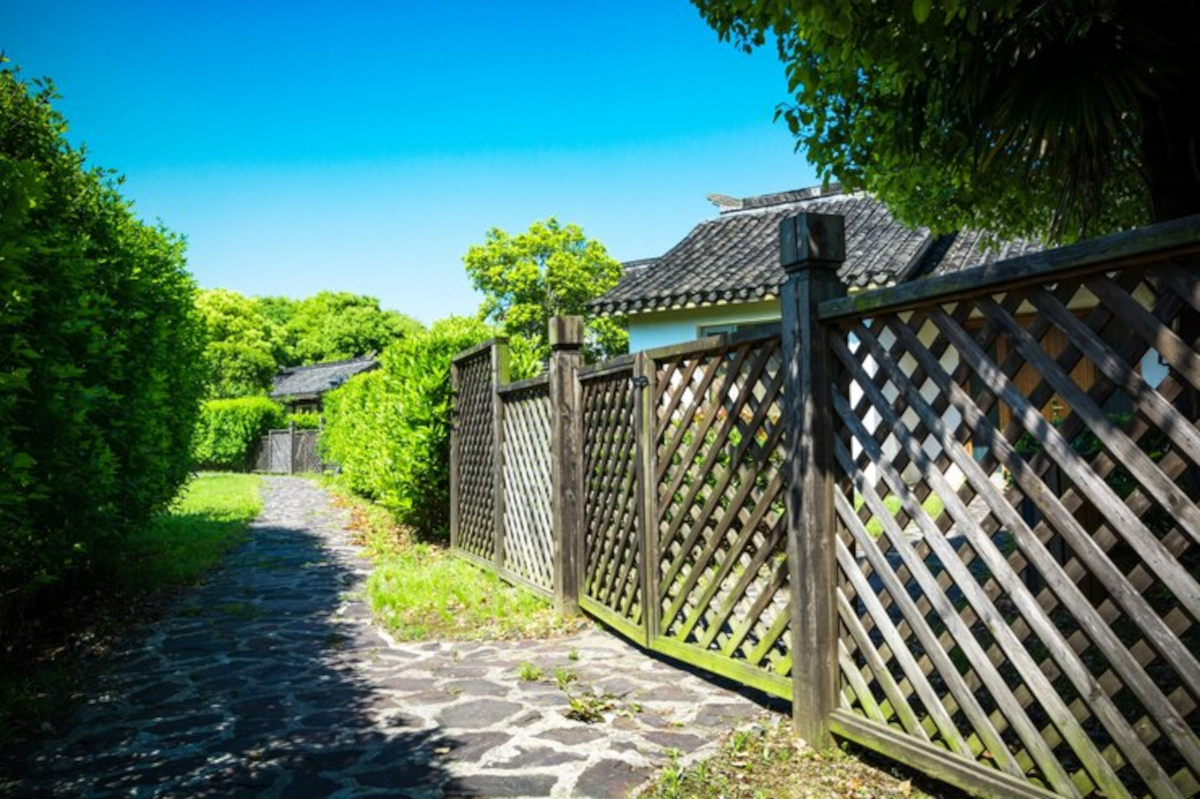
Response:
[[591, 186, 1043, 316], [271, 356, 379, 399]]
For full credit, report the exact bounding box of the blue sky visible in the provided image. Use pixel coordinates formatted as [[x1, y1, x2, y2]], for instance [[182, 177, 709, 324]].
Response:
[[6, 0, 817, 323]]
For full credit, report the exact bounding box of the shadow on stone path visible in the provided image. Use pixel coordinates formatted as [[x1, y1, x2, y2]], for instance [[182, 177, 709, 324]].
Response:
[[4, 477, 771, 798]]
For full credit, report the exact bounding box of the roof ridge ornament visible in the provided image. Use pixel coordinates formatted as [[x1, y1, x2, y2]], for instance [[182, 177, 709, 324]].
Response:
[[706, 193, 743, 211]]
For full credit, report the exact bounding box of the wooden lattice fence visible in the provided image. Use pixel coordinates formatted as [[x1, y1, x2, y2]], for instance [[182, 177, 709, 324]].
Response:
[[499, 377, 554, 593], [448, 213, 1200, 798], [824, 241, 1199, 799], [450, 342, 502, 565], [450, 319, 584, 604], [578, 356, 643, 640], [647, 334, 793, 697]]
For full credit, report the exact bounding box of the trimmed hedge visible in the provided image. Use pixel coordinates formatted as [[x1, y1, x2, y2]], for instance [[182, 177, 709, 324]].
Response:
[[321, 316, 496, 540], [0, 68, 206, 623], [286, 411, 321, 430], [192, 397, 286, 471]]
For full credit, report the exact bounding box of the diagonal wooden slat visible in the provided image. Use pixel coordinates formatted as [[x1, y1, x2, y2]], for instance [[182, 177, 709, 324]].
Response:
[[849, 319, 1200, 788]]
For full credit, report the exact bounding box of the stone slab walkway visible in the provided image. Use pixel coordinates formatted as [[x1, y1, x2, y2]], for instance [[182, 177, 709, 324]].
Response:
[[5, 477, 771, 798]]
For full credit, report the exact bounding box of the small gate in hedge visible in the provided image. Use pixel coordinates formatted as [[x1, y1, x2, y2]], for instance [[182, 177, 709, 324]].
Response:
[[449, 213, 1200, 799], [254, 427, 321, 474]]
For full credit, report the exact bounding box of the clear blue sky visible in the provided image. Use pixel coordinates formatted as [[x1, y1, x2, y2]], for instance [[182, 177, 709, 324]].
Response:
[[6, 0, 817, 323]]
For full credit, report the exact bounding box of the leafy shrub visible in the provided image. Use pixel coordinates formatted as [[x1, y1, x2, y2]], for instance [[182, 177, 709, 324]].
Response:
[[192, 397, 285, 471], [322, 316, 499, 539], [0, 67, 205, 625], [287, 411, 321, 430]]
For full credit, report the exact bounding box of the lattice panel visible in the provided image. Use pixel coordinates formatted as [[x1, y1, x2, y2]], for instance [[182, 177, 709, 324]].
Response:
[[501, 383, 554, 593], [293, 430, 320, 473], [580, 368, 642, 627], [455, 350, 496, 561], [830, 262, 1199, 798], [653, 337, 792, 690]]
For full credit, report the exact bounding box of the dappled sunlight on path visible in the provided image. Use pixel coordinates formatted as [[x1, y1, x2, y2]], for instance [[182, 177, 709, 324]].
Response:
[[3, 478, 769, 798]]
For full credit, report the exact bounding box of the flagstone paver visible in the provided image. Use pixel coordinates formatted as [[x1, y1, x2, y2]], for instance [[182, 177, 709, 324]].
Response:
[[3, 477, 772, 798]]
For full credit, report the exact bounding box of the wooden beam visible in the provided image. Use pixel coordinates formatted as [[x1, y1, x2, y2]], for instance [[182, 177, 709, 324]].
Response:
[[549, 316, 583, 614], [819, 213, 1200, 321], [780, 212, 847, 748], [492, 339, 510, 574]]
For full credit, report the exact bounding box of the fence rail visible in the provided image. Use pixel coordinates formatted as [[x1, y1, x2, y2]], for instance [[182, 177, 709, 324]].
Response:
[[449, 213, 1200, 798]]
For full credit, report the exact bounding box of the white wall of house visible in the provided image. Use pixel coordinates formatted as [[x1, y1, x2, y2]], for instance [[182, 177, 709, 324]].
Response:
[[626, 299, 781, 353]]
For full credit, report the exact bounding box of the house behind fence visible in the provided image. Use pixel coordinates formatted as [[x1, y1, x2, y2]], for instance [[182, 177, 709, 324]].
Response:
[[449, 212, 1200, 799]]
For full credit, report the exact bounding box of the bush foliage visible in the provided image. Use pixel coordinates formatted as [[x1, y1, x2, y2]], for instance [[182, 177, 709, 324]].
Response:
[[286, 411, 321, 430], [0, 67, 205, 623], [321, 316, 496, 540], [192, 397, 286, 471]]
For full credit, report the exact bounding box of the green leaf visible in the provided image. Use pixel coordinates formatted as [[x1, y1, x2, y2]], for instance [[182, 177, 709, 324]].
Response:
[[912, 0, 932, 24]]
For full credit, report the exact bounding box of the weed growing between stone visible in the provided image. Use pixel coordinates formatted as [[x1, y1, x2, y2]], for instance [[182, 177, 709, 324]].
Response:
[[553, 666, 577, 690], [641, 719, 960, 799]]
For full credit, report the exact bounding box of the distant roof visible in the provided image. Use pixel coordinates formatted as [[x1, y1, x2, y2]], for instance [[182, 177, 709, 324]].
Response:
[[591, 185, 1044, 316], [270, 356, 379, 400]]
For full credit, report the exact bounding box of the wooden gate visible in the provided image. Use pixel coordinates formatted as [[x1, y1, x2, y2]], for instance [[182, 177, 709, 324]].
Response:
[[254, 428, 321, 474], [269, 430, 291, 473]]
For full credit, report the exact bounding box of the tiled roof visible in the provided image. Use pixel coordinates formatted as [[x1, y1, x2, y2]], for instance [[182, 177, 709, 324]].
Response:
[[270, 356, 379, 399], [590, 186, 1044, 316]]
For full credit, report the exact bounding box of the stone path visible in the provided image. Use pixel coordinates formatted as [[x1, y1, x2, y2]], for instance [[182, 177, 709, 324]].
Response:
[[4, 477, 772, 798]]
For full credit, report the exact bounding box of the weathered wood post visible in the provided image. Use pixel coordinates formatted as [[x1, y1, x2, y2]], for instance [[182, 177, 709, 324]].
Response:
[[780, 212, 846, 748], [288, 421, 298, 475], [548, 316, 584, 613], [492, 338, 511, 574], [449, 357, 463, 551], [634, 350, 659, 648]]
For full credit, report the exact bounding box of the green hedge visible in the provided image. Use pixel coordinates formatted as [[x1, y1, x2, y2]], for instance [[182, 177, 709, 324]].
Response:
[[192, 397, 286, 471], [321, 316, 496, 540], [286, 411, 321, 430], [0, 68, 206, 623]]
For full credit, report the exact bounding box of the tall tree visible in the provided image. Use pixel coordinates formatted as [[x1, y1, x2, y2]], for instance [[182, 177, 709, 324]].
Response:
[[195, 289, 279, 398], [280, 291, 423, 366], [693, 0, 1200, 241], [464, 218, 626, 361]]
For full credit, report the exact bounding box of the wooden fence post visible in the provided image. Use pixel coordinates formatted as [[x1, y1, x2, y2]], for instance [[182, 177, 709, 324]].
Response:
[[779, 212, 846, 748], [449, 358, 462, 551], [634, 350, 659, 648], [289, 422, 298, 475], [548, 316, 584, 613], [492, 338, 511, 574]]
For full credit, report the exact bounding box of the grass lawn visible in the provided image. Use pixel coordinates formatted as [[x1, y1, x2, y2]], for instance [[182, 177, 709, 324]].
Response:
[[99, 472, 262, 591], [0, 472, 262, 740], [325, 482, 583, 641]]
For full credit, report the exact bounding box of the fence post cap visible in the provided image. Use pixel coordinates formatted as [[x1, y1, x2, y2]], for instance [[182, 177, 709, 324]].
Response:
[[780, 213, 846, 272], [549, 316, 585, 350]]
